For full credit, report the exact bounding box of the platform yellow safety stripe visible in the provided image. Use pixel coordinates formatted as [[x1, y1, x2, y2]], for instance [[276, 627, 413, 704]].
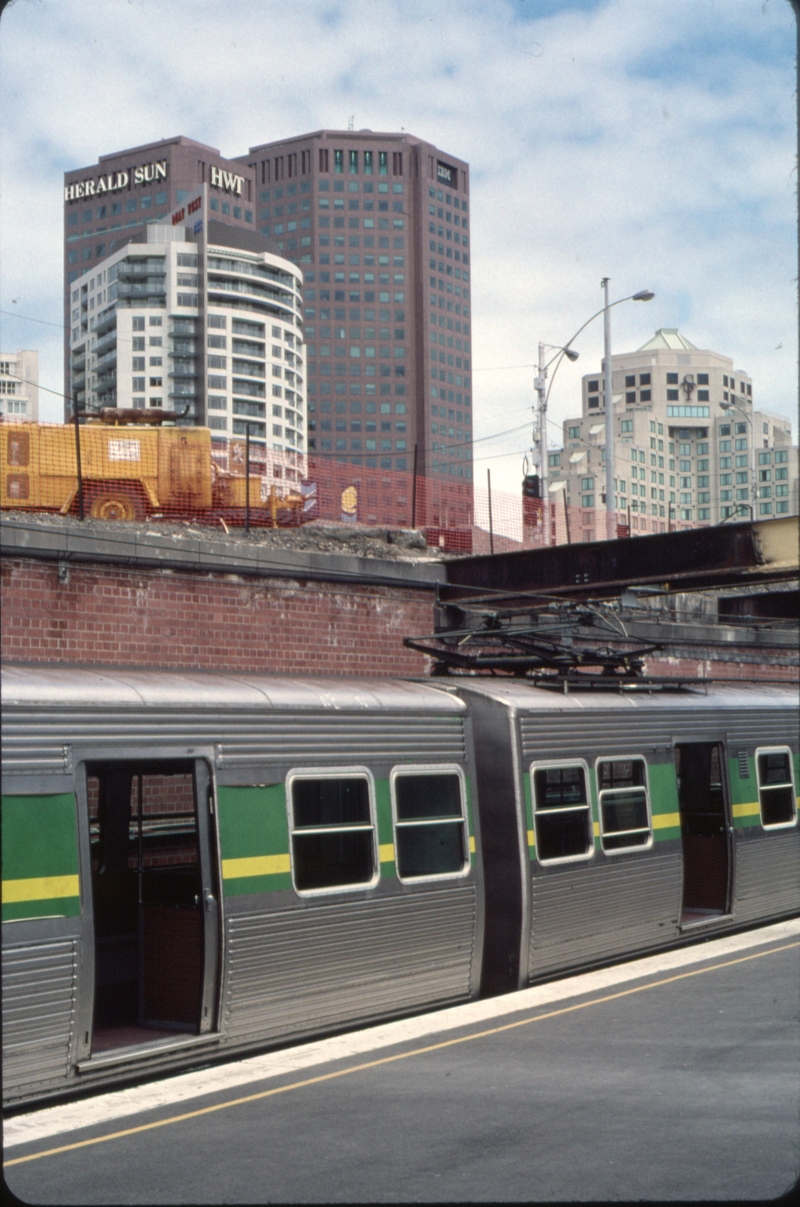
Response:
[[2, 875, 80, 904], [652, 813, 681, 830], [221, 855, 290, 880], [731, 801, 760, 819]]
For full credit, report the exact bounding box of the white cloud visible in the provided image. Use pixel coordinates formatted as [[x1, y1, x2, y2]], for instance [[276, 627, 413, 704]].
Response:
[[0, 0, 795, 497]]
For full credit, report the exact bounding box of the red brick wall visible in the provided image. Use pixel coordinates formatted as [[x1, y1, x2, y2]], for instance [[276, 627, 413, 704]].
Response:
[[1, 558, 432, 676], [644, 655, 797, 683]]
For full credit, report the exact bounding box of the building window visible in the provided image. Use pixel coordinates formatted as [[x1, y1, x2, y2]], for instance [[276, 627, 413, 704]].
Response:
[[531, 762, 593, 864], [667, 389, 679, 401], [596, 758, 652, 853], [334, 150, 343, 174], [391, 768, 469, 881], [288, 771, 377, 893], [756, 748, 797, 829], [349, 150, 358, 174], [378, 151, 388, 176]]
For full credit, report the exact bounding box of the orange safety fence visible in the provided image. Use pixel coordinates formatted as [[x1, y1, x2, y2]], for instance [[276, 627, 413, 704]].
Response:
[[1, 420, 702, 549]]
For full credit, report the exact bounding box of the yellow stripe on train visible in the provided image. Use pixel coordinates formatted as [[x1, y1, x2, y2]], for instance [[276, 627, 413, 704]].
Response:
[[731, 801, 761, 818], [2, 875, 80, 904], [652, 813, 681, 829], [221, 854, 290, 879]]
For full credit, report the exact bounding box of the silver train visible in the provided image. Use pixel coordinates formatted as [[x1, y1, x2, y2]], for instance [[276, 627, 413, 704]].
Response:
[[2, 665, 798, 1108]]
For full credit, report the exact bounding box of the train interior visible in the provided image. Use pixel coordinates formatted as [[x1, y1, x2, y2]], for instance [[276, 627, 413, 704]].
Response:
[[675, 742, 731, 925], [87, 760, 206, 1053]]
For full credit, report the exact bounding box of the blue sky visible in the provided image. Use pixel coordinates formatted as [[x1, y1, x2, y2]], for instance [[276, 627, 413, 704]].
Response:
[[0, 0, 796, 491]]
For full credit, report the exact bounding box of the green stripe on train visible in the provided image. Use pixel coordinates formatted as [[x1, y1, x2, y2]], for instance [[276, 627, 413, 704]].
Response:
[[217, 774, 475, 893], [217, 784, 293, 894], [647, 763, 681, 840], [2, 794, 80, 922]]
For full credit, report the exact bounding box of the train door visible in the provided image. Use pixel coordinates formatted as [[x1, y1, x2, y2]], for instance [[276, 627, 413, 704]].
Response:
[[675, 742, 732, 924], [85, 758, 220, 1055]]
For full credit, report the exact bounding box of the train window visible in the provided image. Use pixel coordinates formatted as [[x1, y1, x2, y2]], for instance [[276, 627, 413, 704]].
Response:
[[288, 770, 378, 893], [755, 748, 797, 829], [391, 767, 468, 881], [596, 757, 652, 853], [531, 761, 593, 864]]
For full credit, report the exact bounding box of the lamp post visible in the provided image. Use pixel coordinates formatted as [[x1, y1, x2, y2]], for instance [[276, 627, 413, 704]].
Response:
[[534, 342, 579, 546], [533, 285, 654, 546], [719, 400, 756, 521]]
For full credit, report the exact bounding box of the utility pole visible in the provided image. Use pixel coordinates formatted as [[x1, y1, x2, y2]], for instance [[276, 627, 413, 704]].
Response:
[[534, 342, 548, 546]]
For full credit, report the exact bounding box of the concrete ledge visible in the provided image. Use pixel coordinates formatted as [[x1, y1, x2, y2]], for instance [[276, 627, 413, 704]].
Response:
[[0, 517, 447, 591]]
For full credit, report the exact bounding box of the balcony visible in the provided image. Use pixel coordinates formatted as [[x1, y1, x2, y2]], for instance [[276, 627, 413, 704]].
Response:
[[117, 262, 166, 278], [94, 311, 117, 338], [95, 371, 117, 397], [117, 282, 167, 298]]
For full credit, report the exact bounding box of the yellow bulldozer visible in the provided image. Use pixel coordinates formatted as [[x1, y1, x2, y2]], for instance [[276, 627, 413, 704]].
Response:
[[1, 411, 307, 526]]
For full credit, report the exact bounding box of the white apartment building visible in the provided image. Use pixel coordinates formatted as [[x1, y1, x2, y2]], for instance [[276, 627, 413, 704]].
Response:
[[0, 350, 39, 421], [69, 186, 306, 482], [549, 329, 797, 536]]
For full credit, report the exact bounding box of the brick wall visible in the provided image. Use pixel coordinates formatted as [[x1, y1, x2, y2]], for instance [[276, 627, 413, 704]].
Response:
[[1, 558, 432, 676], [643, 655, 797, 683]]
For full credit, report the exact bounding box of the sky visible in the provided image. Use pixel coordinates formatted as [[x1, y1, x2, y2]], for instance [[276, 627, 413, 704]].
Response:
[[0, 0, 796, 493]]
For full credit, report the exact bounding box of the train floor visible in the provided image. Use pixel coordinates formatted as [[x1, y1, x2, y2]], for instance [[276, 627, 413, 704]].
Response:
[[5, 918, 800, 1204]]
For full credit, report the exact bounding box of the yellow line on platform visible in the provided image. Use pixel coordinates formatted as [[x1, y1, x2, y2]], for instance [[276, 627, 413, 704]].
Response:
[[6, 940, 798, 1168]]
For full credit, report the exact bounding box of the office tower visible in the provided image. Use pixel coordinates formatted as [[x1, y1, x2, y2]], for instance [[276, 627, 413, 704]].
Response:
[[235, 130, 473, 501], [68, 187, 306, 483], [0, 350, 38, 421], [63, 137, 260, 415], [551, 329, 797, 535]]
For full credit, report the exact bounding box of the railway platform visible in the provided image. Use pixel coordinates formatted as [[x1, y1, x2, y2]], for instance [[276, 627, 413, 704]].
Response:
[[4, 917, 799, 1204]]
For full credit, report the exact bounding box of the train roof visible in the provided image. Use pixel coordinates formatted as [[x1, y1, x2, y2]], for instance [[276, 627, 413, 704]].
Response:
[[0, 664, 467, 714], [451, 678, 798, 712]]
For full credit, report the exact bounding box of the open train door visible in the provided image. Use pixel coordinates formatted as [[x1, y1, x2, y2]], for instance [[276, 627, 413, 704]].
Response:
[[675, 742, 733, 926], [77, 757, 221, 1059]]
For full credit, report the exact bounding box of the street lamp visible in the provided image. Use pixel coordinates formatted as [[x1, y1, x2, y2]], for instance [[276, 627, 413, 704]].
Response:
[[719, 400, 755, 521], [534, 342, 579, 546], [533, 284, 654, 545]]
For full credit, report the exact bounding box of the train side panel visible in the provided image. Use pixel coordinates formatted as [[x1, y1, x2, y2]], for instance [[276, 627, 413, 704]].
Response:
[[1, 670, 483, 1107], [458, 684, 798, 985]]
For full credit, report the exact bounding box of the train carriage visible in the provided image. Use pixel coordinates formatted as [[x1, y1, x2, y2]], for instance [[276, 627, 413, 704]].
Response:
[[1, 666, 483, 1108], [457, 681, 799, 994], [1, 665, 797, 1110]]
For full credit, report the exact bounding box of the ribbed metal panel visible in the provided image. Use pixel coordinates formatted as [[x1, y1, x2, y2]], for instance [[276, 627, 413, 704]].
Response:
[[2, 710, 465, 773], [2, 940, 77, 1100], [519, 708, 795, 760], [528, 852, 682, 978], [734, 832, 800, 923], [223, 885, 476, 1043]]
